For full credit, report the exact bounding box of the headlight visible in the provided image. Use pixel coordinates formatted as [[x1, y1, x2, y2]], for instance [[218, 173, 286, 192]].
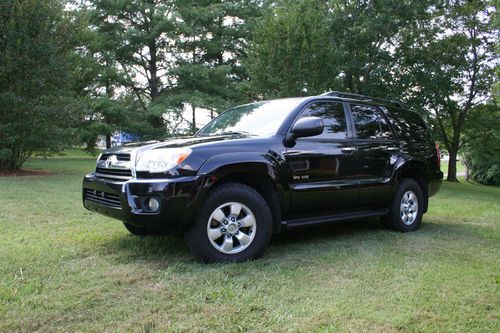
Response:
[[135, 148, 192, 173]]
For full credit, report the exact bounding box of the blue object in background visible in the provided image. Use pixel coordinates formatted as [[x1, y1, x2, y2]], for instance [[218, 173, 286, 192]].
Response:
[[112, 131, 139, 146]]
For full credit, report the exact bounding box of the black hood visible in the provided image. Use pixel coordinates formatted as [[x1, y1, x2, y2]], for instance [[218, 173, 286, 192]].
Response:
[[103, 134, 250, 155]]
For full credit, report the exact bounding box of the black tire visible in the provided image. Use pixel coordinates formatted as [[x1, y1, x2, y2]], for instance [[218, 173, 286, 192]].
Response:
[[383, 178, 424, 232], [184, 182, 273, 263], [123, 222, 160, 236]]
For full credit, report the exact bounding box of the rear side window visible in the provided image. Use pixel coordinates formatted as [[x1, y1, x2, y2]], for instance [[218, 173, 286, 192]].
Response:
[[298, 102, 348, 139], [350, 104, 394, 140], [387, 107, 433, 144]]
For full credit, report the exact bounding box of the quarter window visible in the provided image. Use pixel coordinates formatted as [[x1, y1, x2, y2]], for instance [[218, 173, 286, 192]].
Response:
[[298, 102, 348, 139], [351, 104, 394, 140]]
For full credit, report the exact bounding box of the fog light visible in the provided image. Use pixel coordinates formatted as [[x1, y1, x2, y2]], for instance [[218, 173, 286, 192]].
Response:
[[146, 197, 160, 212]]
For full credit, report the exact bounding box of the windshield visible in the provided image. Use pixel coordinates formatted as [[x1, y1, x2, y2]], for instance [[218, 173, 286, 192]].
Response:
[[196, 98, 305, 137]]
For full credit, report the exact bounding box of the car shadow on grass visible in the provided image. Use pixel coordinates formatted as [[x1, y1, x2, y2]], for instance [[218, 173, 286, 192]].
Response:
[[102, 233, 191, 264], [97, 216, 496, 284], [102, 216, 489, 267], [102, 218, 388, 266]]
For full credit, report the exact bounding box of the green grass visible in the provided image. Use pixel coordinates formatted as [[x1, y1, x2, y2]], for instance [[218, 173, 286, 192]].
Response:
[[1, 156, 499, 332], [30, 148, 102, 160]]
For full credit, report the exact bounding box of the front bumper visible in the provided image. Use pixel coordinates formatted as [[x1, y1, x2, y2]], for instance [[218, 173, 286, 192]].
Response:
[[82, 173, 206, 233]]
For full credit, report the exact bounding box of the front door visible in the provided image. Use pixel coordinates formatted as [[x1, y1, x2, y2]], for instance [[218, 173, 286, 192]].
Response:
[[284, 101, 359, 215]]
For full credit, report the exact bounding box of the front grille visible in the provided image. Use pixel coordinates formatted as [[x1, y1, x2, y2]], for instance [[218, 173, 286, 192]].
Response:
[[84, 189, 121, 208], [95, 167, 132, 178], [95, 153, 133, 180], [100, 153, 130, 161]]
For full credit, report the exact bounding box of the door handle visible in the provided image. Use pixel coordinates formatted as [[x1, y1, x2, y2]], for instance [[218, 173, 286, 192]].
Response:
[[341, 147, 356, 154]]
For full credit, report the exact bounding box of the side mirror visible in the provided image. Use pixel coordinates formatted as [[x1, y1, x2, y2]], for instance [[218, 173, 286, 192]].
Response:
[[291, 116, 324, 137], [285, 116, 324, 146]]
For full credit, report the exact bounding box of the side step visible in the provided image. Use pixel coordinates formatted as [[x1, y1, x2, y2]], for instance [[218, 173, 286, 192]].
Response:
[[281, 209, 390, 229]]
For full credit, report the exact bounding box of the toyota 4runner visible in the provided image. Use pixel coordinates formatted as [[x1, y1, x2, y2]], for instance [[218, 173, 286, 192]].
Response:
[[83, 91, 443, 262]]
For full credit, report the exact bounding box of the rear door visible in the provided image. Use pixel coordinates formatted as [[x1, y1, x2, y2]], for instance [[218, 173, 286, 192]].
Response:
[[284, 100, 359, 215], [348, 103, 399, 207]]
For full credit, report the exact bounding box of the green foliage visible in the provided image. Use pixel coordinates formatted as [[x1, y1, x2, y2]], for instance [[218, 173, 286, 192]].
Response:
[[80, 0, 177, 140], [462, 103, 500, 185], [1, 0, 497, 177], [246, 0, 431, 98], [328, 0, 431, 97], [394, 0, 496, 181], [247, 0, 337, 97], [0, 0, 82, 170], [167, 0, 260, 133]]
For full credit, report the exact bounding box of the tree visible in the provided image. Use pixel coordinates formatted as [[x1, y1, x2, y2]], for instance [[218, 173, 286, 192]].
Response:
[[86, 0, 177, 131], [246, 0, 431, 98], [394, 0, 496, 181], [169, 0, 260, 133], [246, 0, 337, 98], [461, 103, 500, 184], [328, 0, 432, 97], [73, 7, 131, 149], [0, 0, 81, 170]]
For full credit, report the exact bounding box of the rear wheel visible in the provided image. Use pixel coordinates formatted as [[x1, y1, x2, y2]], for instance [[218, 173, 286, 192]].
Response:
[[383, 178, 424, 232], [184, 182, 272, 262]]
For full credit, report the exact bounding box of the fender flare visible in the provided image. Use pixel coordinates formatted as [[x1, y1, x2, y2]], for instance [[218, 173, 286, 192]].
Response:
[[391, 156, 430, 211], [198, 152, 279, 179], [194, 152, 284, 233], [391, 157, 430, 184]]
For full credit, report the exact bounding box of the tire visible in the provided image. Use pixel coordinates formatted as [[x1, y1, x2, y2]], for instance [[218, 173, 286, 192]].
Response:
[[383, 178, 424, 232], [123, 222, 160, 236], [184, 182, 273, 262]]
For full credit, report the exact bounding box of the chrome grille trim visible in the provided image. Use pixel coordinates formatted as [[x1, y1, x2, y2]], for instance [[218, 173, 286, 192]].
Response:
[[94, 172, 132, 181], [95, 152, 133, 180]]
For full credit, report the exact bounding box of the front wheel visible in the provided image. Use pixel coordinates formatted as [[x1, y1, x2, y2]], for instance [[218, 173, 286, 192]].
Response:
[[383, 178, 424, 232], [184, 182, 273, 262]]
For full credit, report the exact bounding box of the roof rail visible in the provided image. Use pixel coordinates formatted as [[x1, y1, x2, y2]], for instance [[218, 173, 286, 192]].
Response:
[[320, 91, 407, 108]]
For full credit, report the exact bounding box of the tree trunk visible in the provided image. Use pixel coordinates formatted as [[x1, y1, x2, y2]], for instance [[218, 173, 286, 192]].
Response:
[[0, 147, 29, 171], [447, 150, 458, 182], [192, 105, 196, 135], [344, 71, 354, 92], [106, 134, 111, 149], [148, 42, 159, 100]]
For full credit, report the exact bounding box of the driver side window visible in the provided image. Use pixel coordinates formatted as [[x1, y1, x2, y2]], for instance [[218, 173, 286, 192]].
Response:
[[298, 102, 348, 140]]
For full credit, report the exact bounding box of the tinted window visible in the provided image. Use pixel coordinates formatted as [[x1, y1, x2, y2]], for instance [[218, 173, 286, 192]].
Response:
[[387, 107, 433, 144], [298, 102, 348, 139], [351, 104, 394, 140]]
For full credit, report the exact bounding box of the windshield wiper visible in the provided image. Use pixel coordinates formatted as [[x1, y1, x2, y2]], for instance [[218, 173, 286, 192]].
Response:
[[197, 130, 255, 137], [218, 130, 253, 136]]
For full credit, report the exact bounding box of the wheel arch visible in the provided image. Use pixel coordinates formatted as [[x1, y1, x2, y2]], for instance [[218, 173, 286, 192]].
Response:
[[197, 153, 284, 234], [393, 160, 430, 212]]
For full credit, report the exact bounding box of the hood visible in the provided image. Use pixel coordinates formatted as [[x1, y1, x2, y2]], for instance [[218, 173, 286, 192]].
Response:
[[103, 134, 251, 155]]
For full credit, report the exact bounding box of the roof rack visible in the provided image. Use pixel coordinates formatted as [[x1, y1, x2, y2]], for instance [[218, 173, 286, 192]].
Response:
[[320, 91, 407, 108]]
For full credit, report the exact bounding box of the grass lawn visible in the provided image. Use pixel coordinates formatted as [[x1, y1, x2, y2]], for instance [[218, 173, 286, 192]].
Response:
[[1, 154, 499, 332]]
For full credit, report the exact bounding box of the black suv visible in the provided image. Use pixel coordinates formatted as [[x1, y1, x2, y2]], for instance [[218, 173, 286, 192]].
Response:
[[83, 92, 443, 262]]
